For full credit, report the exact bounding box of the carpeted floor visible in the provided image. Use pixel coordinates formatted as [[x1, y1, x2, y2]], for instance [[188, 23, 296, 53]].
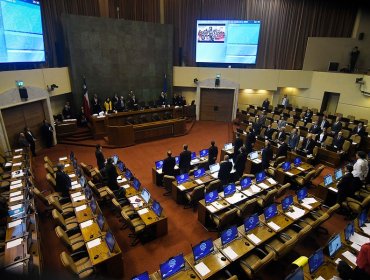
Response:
[[32, 121, 349, 279]]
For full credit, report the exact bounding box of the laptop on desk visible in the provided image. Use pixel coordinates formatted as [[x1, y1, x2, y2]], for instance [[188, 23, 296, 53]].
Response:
[[223, 183, 236, 198], [334, 169, 343, 181], [308, 248, 325, 275], [282, 162, 291, 172], [155, 160, 163, 173], [255, 171, 266, 183], [199, 149, 208, 160], [194, 168, 206, 180], [205, 190, 218, 205], [323, 174, 334, 187], [281, 195, 294, 212], [176, 173, 189, 185], [220, 225, 239, 248], [240, 177, 252, 190], [264, 204, 278, 222], [284, 267, 304, 280], [131, 271, 150, 280], [159, 253, 186, 279], [326, 233, 342, 258], [141, 188, 151, 204], [151, 200, 163, 218], [132, 178, 141, 191], [224, 143, 233, 151], [293, 157, 302, 167], [296, 187, 308, 202], [192, 239, 215, 264], [358, 209, 368, 228], [209, 163, 220, 178], [244, 213, 260, 233]]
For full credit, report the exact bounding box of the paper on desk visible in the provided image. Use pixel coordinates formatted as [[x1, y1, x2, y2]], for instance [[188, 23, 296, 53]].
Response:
[[10, 191, 22, 197], [242, 189, 253, 197], [15, 148, 23, 152], [121, 184, 130, 189], [13, 162, 22, 166], [194, 262, 210, 276], [223, 247, 238, 260], [174, 166, 179, 170], [80, 219, 93, 229], [59, 157, 68, 161], [253, 159, 262, 164], [9, 195, 24, 202], [315, 276, 325, 280], [65, 164, 70, 167], [296, 167, 305, 171], [329, 187, 338, 193], [267, 178, 277, 185], [137, 208, 149, 215], [247, 233, 261, 244], [9, 204, 23, 210], [363, 224, 370, 235], [157, 169, 162, 174], [226, 194, 244, 204], [206, 205, 217, 213], [5, 162, 12, 167], [75, 205, 87, 212], [350, 242, 361, 251], [342, 251, 357, 266], [286, 206, 305, 220], [11, 171, 24, 178], [71, 192, 82, 198], [302, 197, 317, 204], [211, 173, 218, 179], [250, 185, 261, 193], [351, 232, 369, 246], [212, 201, 225, 210], [72, 195, 86, 202], [71, 183, 82, 190], [267, 221, 280, 231], [258, 183, 270, 190], [177, 184, 186, 191], [71, 180, 78, 185], [69, 174, 76, 178], [13, 155, 22, 159], [11, 179, 22, 185], [195, 179, 203, 185], [86, 238, 101, 249], [8, 219, 22, 228], [335, 258, 341, 265], [6, 238, 22, 249], [285, 171, 294, 176], [301, 203, 312, 209]]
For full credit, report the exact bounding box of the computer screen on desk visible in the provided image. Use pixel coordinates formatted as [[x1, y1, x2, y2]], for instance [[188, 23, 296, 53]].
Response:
[[256, 171, 266, 183], [72, 159, 78, 170], [175, 156, 180, 165], [125, 169, 133, 180], [131, 271, 150, 280], [97, 214, 104, 230], [334, 169, 343, 181], [199, 149, 209, 158], [223, 183, 236, 197], [264, 204, 278, 221], [141, 188, 151, 204], [221, 225, 238, 246], [308, 248, 324, 274], [132, 178, 141, 191], [117, 162, 125, 172], [193, 239, 214, 262], [205, 190, 218, 204], [282, 162, 291, 172], [90, 198, 97, 213], [294, 157, 302, 166], [282, 195, 293, 211], [324, 174, 333, 187], [155, 160, 163, 170], [160, 253, 185, 279], [358, 209, 368, 227], [113, 154, 119, 165], [296, 187, 308, 201], [85, 186, 92, 200], [240, 177, 252, 189], [284, 267, 304, 280], [327, 234, 342, 258], [244, 213, 259, 232], [224, 143, 232, 150], [249, 151, 258, 160], [151, 201, 163, 217], [176, 173, 189, 184], [194, 168, 205, 178], [344, 221, 354, 241], [105, 231, 115, 252], [209, 163, 220, 173], [191, 152, 196, 160]]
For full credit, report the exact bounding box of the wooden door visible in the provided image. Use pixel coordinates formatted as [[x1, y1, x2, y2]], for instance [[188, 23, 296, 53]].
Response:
[[2, 101, 46, 150], [200, 88, 234, 122]]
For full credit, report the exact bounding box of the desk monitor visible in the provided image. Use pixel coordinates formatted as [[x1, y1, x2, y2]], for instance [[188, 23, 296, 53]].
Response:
[[249, 151, 258, 160], [79, 176, 86, 188], [141, 188, 151, 204], [221, 225, 238, 246], [72, 158, 78, 170], [308, 248, 324, 274], [223, 183, 236, 197], [334, 169, 343, 181], [240, 177, 252, 190], [191, 152, 196, 160], [256, 171, 266, 183], [199, 149, 209, 158], [297, 187, 308, 201], [282, 195, 293, 211], [192, 239, 214, 262], [176, 173, 189, 184], [264, 203, 278, 221], [112, 154, 119, 165], [344, 221, 354, 241], [76, 165, 81, 177], [327, 234, 342, 258], [132, 178, 141, 191], [175, 156, 180, 165], [284, 267, 304, 280], [151, 200, 163, 217], [90, 198, 97, 214], [105, 231, 115, 253], [97, 214, 104, 230], [244, 213, 259, 232], [224, 143, 232, 150], [294, 157, 302, 166], [155, 160, 163, 170], [324, 174, 333, 187], [282, 162, 291, 172], [85, 186, 93, 200], [131, 271, 150, 280], [358, 209, 367, 227], [159, 253, 185, 280], [117, 161, 125, 172], [125, 169, 133, 180], [209, 163, 220, 173], [194, 168, 205, 179], [70, 151, 75, 161], [205, 190, 218, 204]]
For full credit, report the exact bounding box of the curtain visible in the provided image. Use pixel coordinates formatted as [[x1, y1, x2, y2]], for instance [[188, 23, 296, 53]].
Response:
[[108, 0, 160, 22]]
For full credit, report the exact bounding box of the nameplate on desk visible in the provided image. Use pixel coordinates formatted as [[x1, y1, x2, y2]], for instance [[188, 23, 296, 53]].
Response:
[[8, 219, 22, 228], [250, 185, 261, 193], [335, 258, 341, 265], [258, 183, 270, 190], [137, 208, 149, 215], [71, 184, 82, 190], [6, 238, 23, 249], [328, 187, 338, 193], [242, 189, 253, 197], [121, 184, 130, 189], [11, 171, 24, 179], [72, 195, 86, 202], [302, 197, 317, 204], [69, 174, 76, 178], [191, 159, 200, 164], [350, 242, 361, 252], [5, 162, 12, 167], [9, 195, 24, 202], [13, 155, 22, 159], [9, 204, 23, 211], [252, 159, 261, 164], [80, 219, 93, 229], [296, 167, 305, 171], [10, 191, 22, 198], [65, 163, 70, 167], [342, 251, 357, 266], [195, 179, 203, 185], [174, 166, 179, 170], [86, 238, 101, 249], [267, 178, 277, 185], [75, 205, 87, 212], [194, 262, 210, 277], [156, 169, 162, 174], [59, 157, 68, 161], [301, 203, 312, 209], [97, 115, 105, 119], [267, 221, 280, 231], [285, 171, 294, 176], [14, 149, 23, 153], [206, 205, 217, 213], [12, 162, 22, 167], [223, 246, 238, 260], [71, 192, 82, 198], [247, 233, 261, 244], [71, 180, 78, 186], [211, 201, 224, 210], [11, 180, 22, 186], [177, 184, 186, 191]]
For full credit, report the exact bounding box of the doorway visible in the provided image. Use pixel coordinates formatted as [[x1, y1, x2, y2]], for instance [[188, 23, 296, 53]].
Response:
[[199, 88, 234, 122], [320, 92, 340, 115]]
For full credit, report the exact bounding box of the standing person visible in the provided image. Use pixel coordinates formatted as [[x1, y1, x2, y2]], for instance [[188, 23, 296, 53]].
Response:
[[24, 127, 36, 156], [281, 94, 289, 108], [233, 133, 243, 161], [234, 146, 248, 180], [301, 133, 316, 155], [55, 163, 71, 197], [116, 96, 126, 112], [208, 141, 218, 167], [319, 115, 330, 130], [77, 106, 88, 127], [276, 141, 288, 158], [317, 127, 328, 145], [95, 144, 105, 171], [245, 129, 256, 155], [91, 94, 102, 114], [261, 140, 273, 170], [18, 132, 30, 148], [112, 93, 119, 110], [262, 98, 270, 111], [62, 101, 72, 119], [128, 91, 138, 110], [331, 116, 342, 135], [41, 120, 53, 148], [288, 128, 299, 150], [158, 92, 167, 106], [336, 165, 354, 204], [103, 97, 113, 113], [179, 144, 192, 174], [218, 155, 232, 186], [352, 151, 369, 192], [104, 158, 119, 191], [309, 120, 321, 135], [162, 150, 176, 176]]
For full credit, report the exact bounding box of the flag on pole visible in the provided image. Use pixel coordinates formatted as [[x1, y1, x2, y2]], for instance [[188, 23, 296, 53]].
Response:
[[162, 73, 167, 93], [82, 76, 91, 117]]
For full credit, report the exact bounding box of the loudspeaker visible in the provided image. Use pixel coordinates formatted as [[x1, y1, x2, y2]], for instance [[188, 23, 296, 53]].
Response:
[[19, 87, 28, 99], [178, 47, 183, 66], [358, 32, 364, 40]]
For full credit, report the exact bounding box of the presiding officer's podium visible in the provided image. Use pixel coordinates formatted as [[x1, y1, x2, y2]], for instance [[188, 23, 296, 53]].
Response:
[[108, 125, 135, 147]]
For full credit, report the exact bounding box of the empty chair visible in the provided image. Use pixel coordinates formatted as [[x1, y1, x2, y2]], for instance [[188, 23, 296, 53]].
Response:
[[44, 163, 55, 176], [0, 166, 11, 180], [44, 156, 57, 168], [60, 251, 94, 278], [270, 156, 286, 168], [350, 134, 361, 146], [184, 185, 205, 210], [111, 198, 135, 219], [342, 140, 351, 154], [293, 170, 316, 188], [210, 208, 238, 231], [239, 248, 275, 279], [206, 179, 221, 192], [121, 211, 146, 246], [52, 209, 78, 231], [80, 163, 94, 178], [162, 175, 175, 196], [276, 183, 291, 199], [324, 136, 333, 146], [87, 180, 112, 201], [55, 226, 85, 252], [265, 233, 298, 260], [236, 198, 257, 220], [33, 186, 60, 207], [49, 196, 74, 215], [257, 189, 278, 208], [342, 195, 370, 216], [313, 165, 325, 179], [46, 173, 57, 189]]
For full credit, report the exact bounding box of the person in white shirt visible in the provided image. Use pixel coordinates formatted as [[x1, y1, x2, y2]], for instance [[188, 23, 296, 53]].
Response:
[[281, 94, 289, 108], [352, 151, 369, 191]]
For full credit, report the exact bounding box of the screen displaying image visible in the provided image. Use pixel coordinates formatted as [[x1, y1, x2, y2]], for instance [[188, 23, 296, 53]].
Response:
[[344, 221, 354, 241], [308, 248, 324, 273], [194, 168, 205, 178], [141, 188, 151, 204], [176, 173, 189, 184], [249, 151, 258, 160], [240, 177, 252, 189], [160, 254, 185, 280], [0, 0, 45, 63], [209, 163, 220, 173], [328, 234, 342, 258], [282, 195, 293, 211], [175, 156, 179, 165], [358, 209, 367, 227], [297, 187, 308, 201], [256, 171, 266, 183], [335, 169, 343, 181], [191, 152, 196, 160], [282, 162, 291, 172], [199, 149, 209, 158], [151, 200, 163, 217], [112, 155, 119, 165], [155, 160, 163, 170], [117, 162, 125, 172], [264, 204, 277, 220], [132, 178, 141, 191], [125, 169, 133, 180], [97, 214, 104, 230], [131, 271, 150, 280], [223, 183, 236, 197], [192, 239, 214, 262], [220, 225, 238, 246], [244, 213, 259, 232], [324, 174, 333, 186], [294, 157, 302, 166], [224, 143, 232, 150], [205, 190, 218, 204], [105, 231, 115, 252]]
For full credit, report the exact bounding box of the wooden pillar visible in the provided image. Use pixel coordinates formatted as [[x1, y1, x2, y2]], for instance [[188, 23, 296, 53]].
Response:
[[99, 0, 109, 18]]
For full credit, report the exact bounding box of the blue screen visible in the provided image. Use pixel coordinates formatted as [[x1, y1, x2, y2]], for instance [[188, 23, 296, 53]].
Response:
[[264, 204, 277, 220], [176, 173, 189, 184], [155, 160, 163, 170], [132, 178, 141, 191], [84, 186, 92, 200], [193, 239, 214, 262], [141, 188, 150, 204], [0, 0, 45, 63], [344, 221, 354, 241], [117, 162, 125, 172], [359, 210, 367, 227], [125, 169, 133, 180], [282, 162, 291, 172], [324, 175, 333, 187], [112, 155, 119, 165], [175, 156, 179, 165], [221, 225, 238, 246], [131, 271, 150, 280], [205, 190, 218, 204], [309, 248, 324, 273], [223, 183, 236, 197], [199, 149, 209, 157], [256, 171, 266, 183], [160, 254, 185, 279], [282, 195, 293, 211], [191, 152, 196, 160], [194, 168, 205, 178], [151, 201, 163, 217], [97, 214, 104, 230], [297, 187, 308, 201], [105, 231, 115, 252], [70, 151, 75, 161], [294, 157, 302, 166], [328, 234, 342, 258], [244, 213, 259, 232], [335, 169, 343, 180], [240, 177, 252, 189], [90, 198, 97, 213], [196, 20, 261, 64], [284, 267, 304, 280]]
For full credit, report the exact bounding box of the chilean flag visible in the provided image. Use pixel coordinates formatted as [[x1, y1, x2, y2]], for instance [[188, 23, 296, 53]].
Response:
[[82, 76, 91, 117]]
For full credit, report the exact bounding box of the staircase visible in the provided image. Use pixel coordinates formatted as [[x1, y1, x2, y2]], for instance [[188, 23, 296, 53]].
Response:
[[57, 127, 95, 146]]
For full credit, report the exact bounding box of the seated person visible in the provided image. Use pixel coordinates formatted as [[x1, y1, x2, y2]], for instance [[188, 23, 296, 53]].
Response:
[[308, 120, 321, 135], [103, 97, 113, 113], [300, 133, 316, 155], [331, 116, 342, 135], [264, 124, 274, 140], [332, 131, 345, 151], [218, 155, 233, 186], [276, 127, 287, 143], [55, 163, 71, 197], [277, 116, 287, 129], [303, 109, 313, 124], [91, 94, 102, 114], [316, 127, 328, 145], [288, 128, 299, 150]]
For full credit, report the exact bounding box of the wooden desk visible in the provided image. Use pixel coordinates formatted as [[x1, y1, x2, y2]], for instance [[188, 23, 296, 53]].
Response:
[[238, 223, 276, 246], [294, 196, 321, 211], [262, 214, 294, 233], [275, 166, 302, 185], [213, 236, 254, 262], [316, 181, 338, 206], [75, 207, 95, 223], [139, 209, 168, 237], [185, 251, 230, 280], [198, 199, 230, 226], [4, 235, 30, 268], [81, 222, 102, 242], [317, 148, 341, 167], [220, 148, 233, 163], [6, 218, 27, 241], [172, 180, 198, 204], [151, 264, 200, 280]]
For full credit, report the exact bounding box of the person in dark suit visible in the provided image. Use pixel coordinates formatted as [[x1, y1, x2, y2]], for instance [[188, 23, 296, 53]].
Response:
[[336, 164, 355, 203], [261, 140, 273, 170], [115, 96, 126, 112], [245, 130, 256, 155], [316, 127, 328, 145], [128, 91, 139, 110], [262, 98, 270, 111], [276, 142, 289, 158], [252, 119, 263, 135], [24, 127, 36, 156], [234, 147, 248, 180], [91, 94, 102, 114], [62, 101, 72, 119], [276, 127, 287, 143], [158, 91, 167, 106], [112, 93, 119, 110], [218, 155, 233, 186], [104, 158, 120, 191], [319, 115, 330, 130], [41, 119, 53, 148], [332, 131, 345, 151], [162, 150, 176, 176], [233, 133, 244, 161], [288, 128, 299, 150], [309, 121, 321, 135], [302, 134, 316, 155], [303, 109, 313, 124], [55, 163, 71, 197], [95, 144, 105, 171], [352, 122, 366, 137], [264, 124, 274, 140], [208, 141, 218, 167], [179, 144, 192, 174], [331, 116, 343, 135], [277, 117, 287, 129]]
